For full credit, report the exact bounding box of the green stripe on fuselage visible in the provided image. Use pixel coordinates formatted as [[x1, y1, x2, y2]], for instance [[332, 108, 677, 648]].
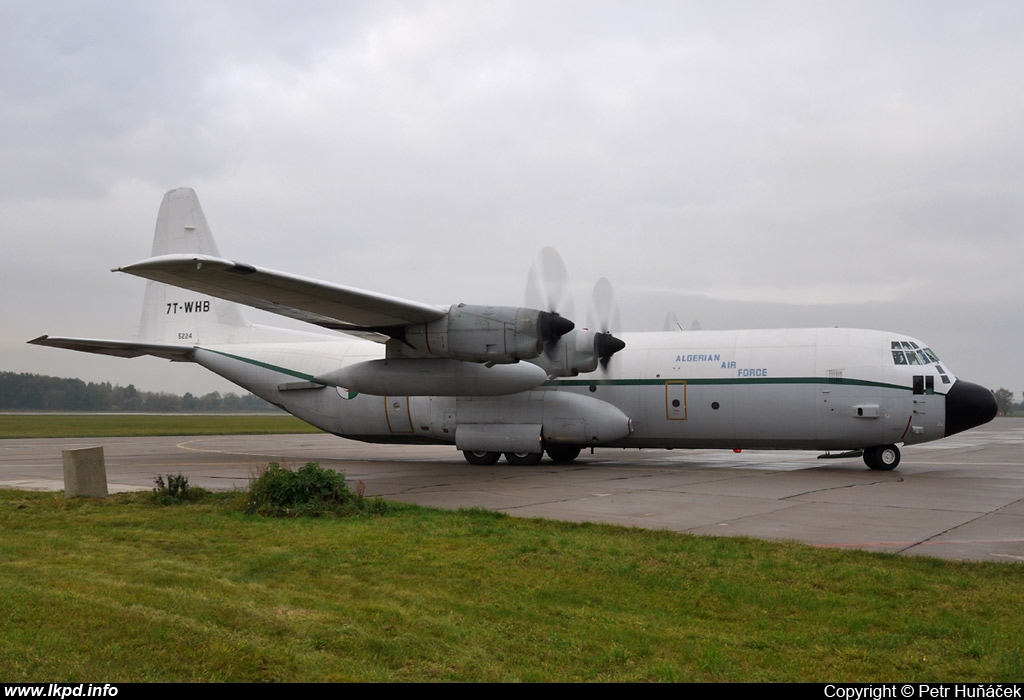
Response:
[[543, 376, 909, 391], [199, 348, 915, 395], [200, 347, 320, 382]]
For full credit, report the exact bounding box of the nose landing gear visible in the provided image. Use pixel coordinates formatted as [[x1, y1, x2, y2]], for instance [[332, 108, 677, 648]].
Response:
[[864, 444, 900, 471]]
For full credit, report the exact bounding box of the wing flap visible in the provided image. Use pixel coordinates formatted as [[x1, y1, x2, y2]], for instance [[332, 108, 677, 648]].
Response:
[[28, 336, 196, 362], [117, 255, 446, 331]]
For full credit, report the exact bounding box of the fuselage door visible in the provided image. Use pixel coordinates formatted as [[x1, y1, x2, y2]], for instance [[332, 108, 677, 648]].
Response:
[[665, 380, 687, 420], [385, 396, 414, 434]]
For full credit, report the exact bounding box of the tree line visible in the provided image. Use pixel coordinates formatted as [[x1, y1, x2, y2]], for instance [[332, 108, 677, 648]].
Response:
[[0, 372, 277, 412]]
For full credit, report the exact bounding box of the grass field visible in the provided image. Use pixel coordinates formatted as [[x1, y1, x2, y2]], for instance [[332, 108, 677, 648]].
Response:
[[0, 413, 323, 439], [1, 489, 1022, 682]]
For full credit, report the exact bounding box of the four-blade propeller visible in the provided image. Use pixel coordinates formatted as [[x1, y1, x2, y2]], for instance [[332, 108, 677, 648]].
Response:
[[587, 277, 625, 370], [526, 247, 626, 372], [526, 246, 576, 356]]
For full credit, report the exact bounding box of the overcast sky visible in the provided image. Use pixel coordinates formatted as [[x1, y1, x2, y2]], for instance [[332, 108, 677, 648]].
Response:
[[3, 1, 1022, 397]]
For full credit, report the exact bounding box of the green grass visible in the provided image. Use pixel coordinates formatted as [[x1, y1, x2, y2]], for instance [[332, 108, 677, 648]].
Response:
[[1, 489, 1021, 682], [0, 413, 322, 438]]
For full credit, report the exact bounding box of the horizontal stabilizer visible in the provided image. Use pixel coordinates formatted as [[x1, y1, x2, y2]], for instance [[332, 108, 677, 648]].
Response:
[[118, 254, 446, 333], [28, 336, 196, 362]]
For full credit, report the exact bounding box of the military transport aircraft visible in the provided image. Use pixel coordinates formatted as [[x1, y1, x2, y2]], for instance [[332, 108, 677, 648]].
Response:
[[31, 188, 998, 470]]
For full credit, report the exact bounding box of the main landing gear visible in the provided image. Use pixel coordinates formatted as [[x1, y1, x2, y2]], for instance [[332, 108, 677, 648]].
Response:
[[462, 450, 501, 465], [863, 444, 900, 471], [504, 451, 543, 466], [462, 445, 583, 466]]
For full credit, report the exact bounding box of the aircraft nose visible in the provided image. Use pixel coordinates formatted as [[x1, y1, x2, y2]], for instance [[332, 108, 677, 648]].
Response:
[[944, 380, 999, 437]]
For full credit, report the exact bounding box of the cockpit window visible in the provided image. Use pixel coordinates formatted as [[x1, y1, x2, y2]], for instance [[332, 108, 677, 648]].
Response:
[[891, 341, 940, 366]]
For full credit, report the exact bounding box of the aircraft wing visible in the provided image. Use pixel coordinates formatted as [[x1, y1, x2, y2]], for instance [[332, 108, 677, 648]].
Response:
[[117, 254, 447, 333], [28, 336, 196, 362]]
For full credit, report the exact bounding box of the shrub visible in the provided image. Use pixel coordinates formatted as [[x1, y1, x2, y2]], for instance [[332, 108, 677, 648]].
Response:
[[152, 473, 206, 505], [245, 462, 388, 517]]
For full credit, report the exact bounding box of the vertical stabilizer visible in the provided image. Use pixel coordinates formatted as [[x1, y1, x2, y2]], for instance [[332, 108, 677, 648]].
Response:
[[137, 188, 251, 344]]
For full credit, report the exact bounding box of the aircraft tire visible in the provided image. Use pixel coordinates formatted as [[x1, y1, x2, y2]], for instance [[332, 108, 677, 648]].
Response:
[[504, 451, 543, 466], [463, 450, 500, 466], [863, 445, 900, 471], [545, 445, 582, 464]]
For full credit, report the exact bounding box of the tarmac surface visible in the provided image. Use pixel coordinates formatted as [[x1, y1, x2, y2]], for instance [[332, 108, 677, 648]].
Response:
[[2, 418, 1022, 563]]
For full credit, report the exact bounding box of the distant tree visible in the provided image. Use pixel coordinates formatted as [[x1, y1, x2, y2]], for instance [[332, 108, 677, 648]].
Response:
[[993, 388, 1014, 415], [120, 384, 139, 411], [198, 391, 222, 411], [221, 392, 242, 411], [181, 392, 200, 411], [143, 392, 183, 412]]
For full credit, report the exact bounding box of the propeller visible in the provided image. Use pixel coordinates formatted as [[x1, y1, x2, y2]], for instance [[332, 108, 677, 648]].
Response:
[[586, 277, 626, 369], [526, 247, 574, 319], [587, 277, 621, 335], [525, 246, 575, 349], [525, 247, 625, 372], [537, 310, 574, 346]]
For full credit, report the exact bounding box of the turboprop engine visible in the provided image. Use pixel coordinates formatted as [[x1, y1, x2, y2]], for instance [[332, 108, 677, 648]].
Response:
[[314, 304, 577, 396], [388, 304, 574, 364], [531, 328, 627, 377]]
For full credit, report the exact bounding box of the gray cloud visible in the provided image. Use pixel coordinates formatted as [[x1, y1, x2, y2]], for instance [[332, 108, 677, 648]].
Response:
[[4, 1, 1022, 397]]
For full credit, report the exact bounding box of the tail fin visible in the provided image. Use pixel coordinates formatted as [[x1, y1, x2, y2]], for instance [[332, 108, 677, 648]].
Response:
[[137, 188, 251, 344], [31, 188, 319, 361]]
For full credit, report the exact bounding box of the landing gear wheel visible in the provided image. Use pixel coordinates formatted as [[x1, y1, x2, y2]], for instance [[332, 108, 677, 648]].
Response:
[[463, 450, 500, 466], [545, 445, 582, 464], [504, 451, 543, 466], [864, 444, 900, 471]]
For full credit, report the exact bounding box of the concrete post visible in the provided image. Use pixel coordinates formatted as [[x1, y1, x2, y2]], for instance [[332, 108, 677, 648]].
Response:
[[63, 446, 108, 498]]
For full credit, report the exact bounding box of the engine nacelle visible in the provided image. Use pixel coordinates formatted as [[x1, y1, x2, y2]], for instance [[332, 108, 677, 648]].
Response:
[[528, 328, 600, 377], [389, 304, 573, 364], [527, 328, 627, 378]]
